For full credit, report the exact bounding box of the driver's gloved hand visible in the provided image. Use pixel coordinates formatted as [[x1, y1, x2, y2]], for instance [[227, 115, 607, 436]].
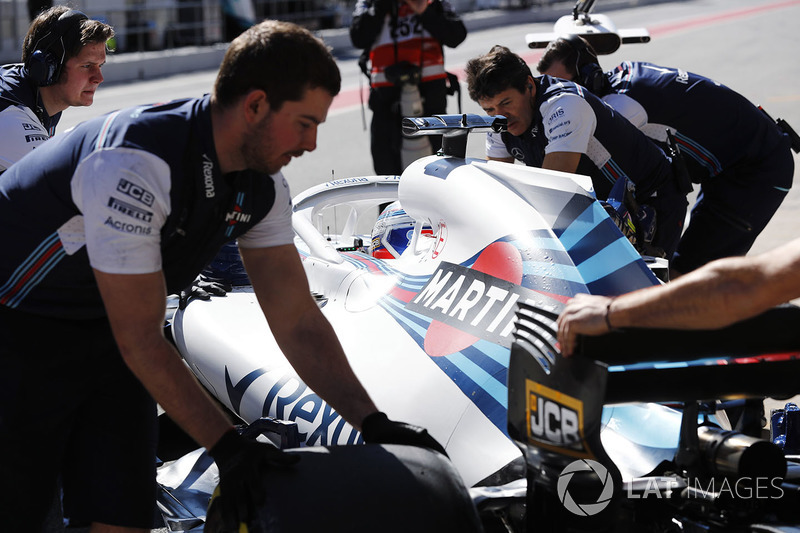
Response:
[[361, 411, 448, 456], [207, 429, 300, 531], [178, 276, 232, 309]]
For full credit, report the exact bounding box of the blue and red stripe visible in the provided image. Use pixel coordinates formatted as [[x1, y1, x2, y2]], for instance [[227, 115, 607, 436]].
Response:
[[0, 233, 66, 308]]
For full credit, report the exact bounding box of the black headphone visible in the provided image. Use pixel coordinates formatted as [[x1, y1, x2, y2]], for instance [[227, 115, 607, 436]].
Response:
[[26, 9, 88, 87], [562, 34, 609, 96]]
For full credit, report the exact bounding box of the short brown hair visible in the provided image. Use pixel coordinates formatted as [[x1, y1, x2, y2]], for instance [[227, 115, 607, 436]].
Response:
[[213, 19, 341, 110], [465, 45, 532, 102], [536, 36, 599, 79], [22, 5, 115, 64]]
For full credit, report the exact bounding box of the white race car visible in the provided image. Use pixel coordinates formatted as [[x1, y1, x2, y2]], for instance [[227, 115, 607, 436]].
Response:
[[156, 115, 688, 530], [157, 115, 800, 533]]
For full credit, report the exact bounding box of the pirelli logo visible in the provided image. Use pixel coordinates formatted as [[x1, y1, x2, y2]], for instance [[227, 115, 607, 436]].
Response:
[[526, 379, 591, 458], [108, 196, 153, 223]]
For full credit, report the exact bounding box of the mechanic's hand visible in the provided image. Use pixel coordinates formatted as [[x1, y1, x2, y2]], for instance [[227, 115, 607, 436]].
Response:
[[178, 276, 232, 309], [361, 411, 448, 456], [557, 293, 615, 357], [208, 429, 300, 530]]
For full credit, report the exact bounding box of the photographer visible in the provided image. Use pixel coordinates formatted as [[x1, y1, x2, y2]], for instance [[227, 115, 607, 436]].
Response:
[[350, 0, 466, 175]]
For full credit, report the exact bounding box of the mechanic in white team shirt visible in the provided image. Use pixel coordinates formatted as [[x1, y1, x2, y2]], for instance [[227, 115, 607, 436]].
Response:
[[537, 36, 795, 278], [0, 6, 112, 173], [0, 20, 444, 533], [464, 45, 690, 260]]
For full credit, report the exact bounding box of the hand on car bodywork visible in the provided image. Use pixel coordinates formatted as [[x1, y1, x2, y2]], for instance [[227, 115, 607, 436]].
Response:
[[178, 276, 232, 309], [208, 429, 300, 529], [361, 411, 448, 456], [557, 293, 616, 357]]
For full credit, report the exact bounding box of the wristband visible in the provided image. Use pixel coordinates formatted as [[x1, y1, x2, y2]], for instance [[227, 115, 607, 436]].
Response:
[[604, 298, 617, 331]]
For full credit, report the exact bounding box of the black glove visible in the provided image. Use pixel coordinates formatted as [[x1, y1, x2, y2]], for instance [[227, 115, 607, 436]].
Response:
[[178, 276, 231, 310], [207, 428, 300, 531], [361, 411, 448, 456]]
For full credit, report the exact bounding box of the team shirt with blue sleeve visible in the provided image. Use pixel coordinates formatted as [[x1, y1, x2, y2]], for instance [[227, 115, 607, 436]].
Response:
[[486, 75, 675, 201], [608, 61, 790, 183], [0, 64, 61, 172], [0, 94, 294, 319]]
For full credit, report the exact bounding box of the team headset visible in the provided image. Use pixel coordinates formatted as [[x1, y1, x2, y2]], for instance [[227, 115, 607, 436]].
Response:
[[26, 9, 88, 87], [561, 34, 610, 96]]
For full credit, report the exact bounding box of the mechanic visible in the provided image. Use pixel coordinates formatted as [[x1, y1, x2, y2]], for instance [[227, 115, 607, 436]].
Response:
[[0, 20, 445, 533], [464, 45, 689, 259], [557, 237, 800, 357], [537, 36, 795, 277], [0, 6, 113, 173], [350, 0, 466, 175]]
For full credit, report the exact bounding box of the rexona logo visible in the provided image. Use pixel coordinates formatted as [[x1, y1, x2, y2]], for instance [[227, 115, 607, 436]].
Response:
[[202, 154, 215, 198], [525, 379, 589, 457]]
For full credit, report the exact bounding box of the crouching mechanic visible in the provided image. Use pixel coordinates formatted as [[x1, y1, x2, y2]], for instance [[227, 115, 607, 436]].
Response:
[[465, 45, 689, 259], [537, 36, 795, 276], [0, 6, 113, 173], [0, 20, 445, 532]]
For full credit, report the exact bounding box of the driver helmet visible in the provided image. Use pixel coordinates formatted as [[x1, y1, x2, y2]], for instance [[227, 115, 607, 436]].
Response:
[[370, 201, 431, 259]]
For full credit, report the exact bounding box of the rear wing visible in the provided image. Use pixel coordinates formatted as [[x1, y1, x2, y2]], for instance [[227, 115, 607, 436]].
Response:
[[525, 0, 650, 53], [402, 114, 506, 159], [507, 302, 800, 530]]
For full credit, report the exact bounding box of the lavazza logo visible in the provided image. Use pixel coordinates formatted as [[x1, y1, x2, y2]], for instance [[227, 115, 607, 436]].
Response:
[[557, 460, 785, 516]]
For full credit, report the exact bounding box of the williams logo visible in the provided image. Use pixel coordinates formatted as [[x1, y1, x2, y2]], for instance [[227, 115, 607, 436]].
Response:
[[526, 379, 589, 457], [108, 197, 153, 223], [117, 178, 155, 207]]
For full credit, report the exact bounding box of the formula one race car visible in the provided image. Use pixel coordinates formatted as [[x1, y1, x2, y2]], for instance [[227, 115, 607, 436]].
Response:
[[156, 116, 800, 532]]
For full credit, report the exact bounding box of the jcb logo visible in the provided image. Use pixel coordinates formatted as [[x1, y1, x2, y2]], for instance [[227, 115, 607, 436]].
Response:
[[117, 178, 155, 207], [526, 380, 589, 457]]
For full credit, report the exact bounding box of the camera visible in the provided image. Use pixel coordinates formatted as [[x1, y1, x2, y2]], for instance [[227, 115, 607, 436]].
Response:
[[384, 61, 422, 87]]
